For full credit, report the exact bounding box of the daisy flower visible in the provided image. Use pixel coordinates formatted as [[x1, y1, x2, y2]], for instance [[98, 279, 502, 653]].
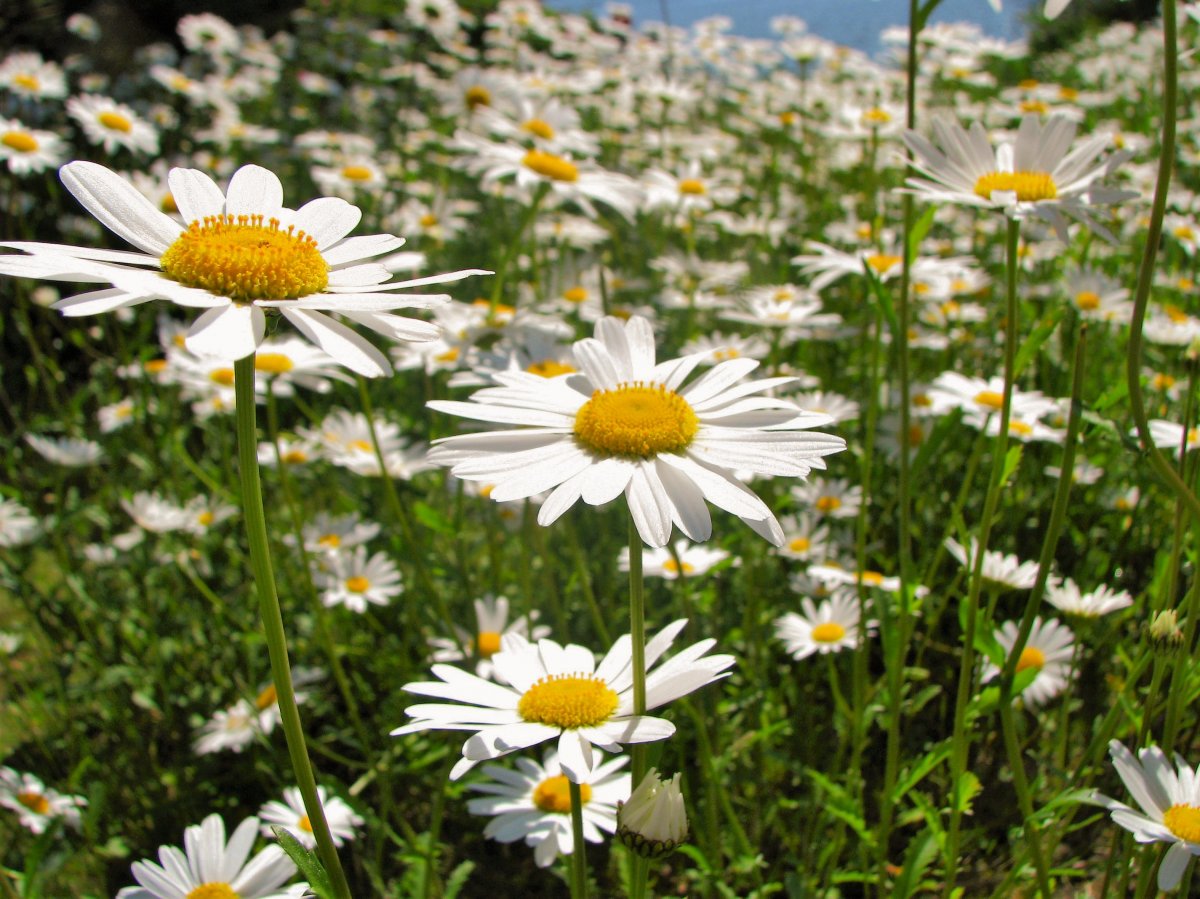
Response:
[[116, 813, 307, 899], [618, 540, 733, 578], [926, 372, 1057, 424], [467, 748, 630, 868], [901, 114, 1135, 241], [317, 546, 403, 612], [1095, 741, 1200, 891], [122, 492, 190, 533], [774, 513, 833, 562], [983, 616, 1075, 707], [66, 95, 160, 155], [428, 594, 551, 680], [1064, 268, 1132, 323], [945, 537, 1041, 590], [0, 118, 66, 175], [1143, 420, 1200, 456], [193, 699, 260, 755], [1045, 579, 1134, 618], [790, 477, 863, 520], [24, 434, 103, 466], [0, 768, 86, 834], [0, 162, 488, 376], [774, 591, 867, 660], [392, 619, 734, 781], [295, 512, 381, 555], [0, 499, 39, 547], [0, 52, 67, 100], [259, 786, 363, 849], [427, 315, 846, 548]]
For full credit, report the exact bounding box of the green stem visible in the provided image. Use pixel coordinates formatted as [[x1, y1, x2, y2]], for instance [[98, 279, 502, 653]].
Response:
[[569, 780, 590, 899], [233, 355, 353, 899], [627, 514, 650, 899]]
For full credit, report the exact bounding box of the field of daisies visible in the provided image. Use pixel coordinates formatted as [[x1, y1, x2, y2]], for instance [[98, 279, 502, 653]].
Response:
[[4, 0, 1200, 895]]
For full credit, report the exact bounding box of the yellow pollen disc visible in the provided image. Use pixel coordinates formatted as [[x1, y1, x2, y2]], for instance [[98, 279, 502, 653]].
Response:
[[16, 792, 49, 815], [973, 171, 1058, 203], [773, 288, 794, 302], [341, 165, 374, 181], [1015, 646, 1045, 673], [197, 511, 214, 526], [465, 85, 491, 108], [1009, 420, 1033, 437], [345, 576, 371, 593], [185, 885, 240, 899], [860, 571, 885, 586], [533, 774, 591, 813], [255, 353, 294, 374], [162, 193, 179, 214], [2, 131, 38, 153], [907, 424, 925, 447], [563, 286, 588, 303], [477, 631, 502, 657], [661, 559, 695, 575], [1189, 428, 1199, 445], [98, 111, 133, 133], [255, 684, 278, 710], [297, 814, 313, 833], [1175, 226, 1196, 241], [816, 496, 842, 513], [435, 347, 460, 363], [526, 359, 576, 377], [1166, 304, 1190, 323], [171, 75, 192, 91], [479, 484, 496, 498], [779, 111, 797, 125], [941, 300, 961, 316], [1075, 291, 1101, 310], [861, 107, 891, 125], [318, 533, 341, 549], [523, 149, 578, 182], [974, 390, 1005, 411], [1164, 805, 1200, 843], [788, 537, 811, 553], [678, 178, 707, 195], [1019, 78, 1040, 89], [1153, 374, 1176, 390], [349, 439, 373, 452], [13, 74, 39, 91], [811, 622, 847, 643], [573, 382, 699, 459], [283, 449, 309, 464], [419, 213, 438, 228], [1059, 86, 1079, 101], [1019, 99, 1049, 115], [522, 118, 555, 139], [145, 359, 168, 374], [866, 254, 901, 274], [160, 214, 329, 301], [518, 674, 619, 729], [714, 348, 739, 360], [209, 368, 235, 386]]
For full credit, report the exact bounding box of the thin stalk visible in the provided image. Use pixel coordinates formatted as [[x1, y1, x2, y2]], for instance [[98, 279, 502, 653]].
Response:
[[942, 218, 1022, 894], [627, 514, 651, 899], [233, 355, 352, 899], [569, 780, 590, 899]]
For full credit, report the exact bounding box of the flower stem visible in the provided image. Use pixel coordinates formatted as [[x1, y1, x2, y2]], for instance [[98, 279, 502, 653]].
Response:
[[569, 779, 590, 899], [627, 514, 651, 899], [233, 354, 353, 899]]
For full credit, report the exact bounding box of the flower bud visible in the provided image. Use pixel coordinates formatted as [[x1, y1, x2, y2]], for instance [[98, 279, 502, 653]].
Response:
[[1147, 609, 1184, 655], [616, 769, 688, 859]]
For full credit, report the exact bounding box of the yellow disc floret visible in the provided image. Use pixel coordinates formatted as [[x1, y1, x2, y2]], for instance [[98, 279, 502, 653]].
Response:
[[573, 382, 699, 459], [865, 254, 902, 275], [256, 684, 278, 710], [1164, 805, 1200, 844], [477, 631, 502, 658], [973, 171, 1058, 203], [16, 791, 49, 815], [1075, 291, 1101, 311], [341, 165, 374, 182], [533, 775, 592, 813], [522, 118, 555, 140], [465, 85, 491, 109], [186, 885, 240, 899], [811, 622, 847, 644], [527, 359, 576, 378], [160, 213, 329, 301], [2, 131, 38, 153], [1015, 646, 1045, 673], [518, 674, 619, 729], [678, 179, 707, 195], [523, 149, 579, 182], [297, 814, 313, 833], [973, 390, 1005, 411], [98, 111, 132, 133], [255, 353, 294, 374], [346, 576, 371, 593]]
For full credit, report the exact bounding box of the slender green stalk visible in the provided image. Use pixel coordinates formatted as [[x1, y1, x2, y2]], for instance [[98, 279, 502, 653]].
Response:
[[569, 780, 590, 899], [233, 355, 353, 899], [942, 218, 1022, 894], [627, 515, 651, 899]]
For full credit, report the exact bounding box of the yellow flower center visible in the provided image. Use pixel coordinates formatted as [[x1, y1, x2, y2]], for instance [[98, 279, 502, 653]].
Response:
[[465, 85, 491, 108], [1075, 291, 1101, 311], [185, 886, 240, 899], [1009, 420, 1034, 437], [573, 382, 699, 459], [861, 107, 891, 125], [16, 791, 49, 815], [1164, 805, 1200, 843], [13, 74, 40, 91], [526, 359, 576, 377], [563, 286, 588, 303], [209, 368, 235, 386], [1019, 99, 1050, 115], [778, 111, 797, 125], [815, 496, 842, 513], [1153, 374, 1176, 390], [98, 111, 133, 133], [255, 353, 294, 374], [1166, 304, 1190, 323], [145, 358, 168, 374], [788, 536, 810, 553], [907, 424, 925, 447], [533, 774, 591, 813], [678, 178, 707, 195], [160, 214, 329, 301], [297, 814, 313, 833], [811, 622, 846, 643], [973, 171, 1058, 203], [2, 130, 38, 153], [865, 254, 902, 274], [341, 165, 374, 181], [317, 533, 341, 549], [1019, 78, 1040, 89], [346, 576, 371, 593], [1015, 646, 1045, 673], [1059, 86, 1079, 101], [517, 674, 619, 729], [162, 193, 179, 214], [1175, 226, 1195, 241], [477, 631, 503, 658], [523, 149, 578, 182], [661, 559, 695, 575], [283, 449, 309, 464], [522, 118, 555, 140], [974, 390, 1005, 411], [197, 511, 214, 527], [419, 213, 439, 229], [434, 347, 460, 363], [860, 570, 885, 586], [171, 75, 193, 91], [349, 439, 373, 452], [255, 684, 278, 710]]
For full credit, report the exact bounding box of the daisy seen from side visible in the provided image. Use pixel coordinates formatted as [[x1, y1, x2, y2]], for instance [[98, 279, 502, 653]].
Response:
[[428, 594, 551, 680], [259, 786, 363, 849]]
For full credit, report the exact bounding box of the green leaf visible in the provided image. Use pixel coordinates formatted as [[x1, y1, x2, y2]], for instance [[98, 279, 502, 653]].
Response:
[[891, 827, 939, 899], [441, 860, 475, 899], [890, 740, 952, 803], [906, 204, 938, 261], [270, 826, 334, 899], [412, 501, 456, 535], [1001, 444, 1023, 487]]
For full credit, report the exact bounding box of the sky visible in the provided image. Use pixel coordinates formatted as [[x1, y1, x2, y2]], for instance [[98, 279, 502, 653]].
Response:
[[548, 0, 1038, 56]]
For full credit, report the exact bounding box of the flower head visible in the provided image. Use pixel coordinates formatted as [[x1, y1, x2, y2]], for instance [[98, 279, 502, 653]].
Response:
[[0, 768, 85, 834], [259, 786, 363, 849], [616, 768, 688, 858]]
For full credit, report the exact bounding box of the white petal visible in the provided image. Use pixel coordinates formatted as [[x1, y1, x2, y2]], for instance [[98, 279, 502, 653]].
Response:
[[558, 730, 595, 782], [293, 197, 362, 249], [168, 168, 226, 224], [626, 464, 673, 547], [1159, 841, 1193, 891], [323, 234, 406, 266], [224, 165, 284, 218], [279, 307, 390, 377], [60, 161, 181, 255], [186, 303, 263, 360]]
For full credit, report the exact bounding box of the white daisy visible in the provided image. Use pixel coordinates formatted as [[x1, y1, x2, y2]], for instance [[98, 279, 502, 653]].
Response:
[[774, 513, 833, 562], [618, 539, 733, 579], [1045, 579, 1134, 618], [0, 117, 66, 175], [259, 786, 363, 850], [392, 619, 734, 781], [983, 616, 1075, 707], [0, 499, 40, 547], [24, 434, 103, 466], [193, 699, 259, 755], [428, 594, 551, 681], [945, 537, 1041, 590], [122, 492, 190, 533], [774, 591, 867, 660], [116, 813, 307, 899], [0, 768, 86, 834], [427, 315, 846, 548], [1095, 741, 1200, 892], [467, 748, 630, 868], [317, 546, 403, 612], [66, 94, 160, 155], [0, 162, 488, 376]]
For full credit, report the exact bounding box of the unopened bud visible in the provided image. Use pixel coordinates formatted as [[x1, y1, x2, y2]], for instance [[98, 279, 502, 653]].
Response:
[[616, 769, 688, 859], [1148, 609, 1185, 654]]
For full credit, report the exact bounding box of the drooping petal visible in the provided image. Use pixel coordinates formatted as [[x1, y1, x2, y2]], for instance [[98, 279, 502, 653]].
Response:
[[185, 303, 264, 360]]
